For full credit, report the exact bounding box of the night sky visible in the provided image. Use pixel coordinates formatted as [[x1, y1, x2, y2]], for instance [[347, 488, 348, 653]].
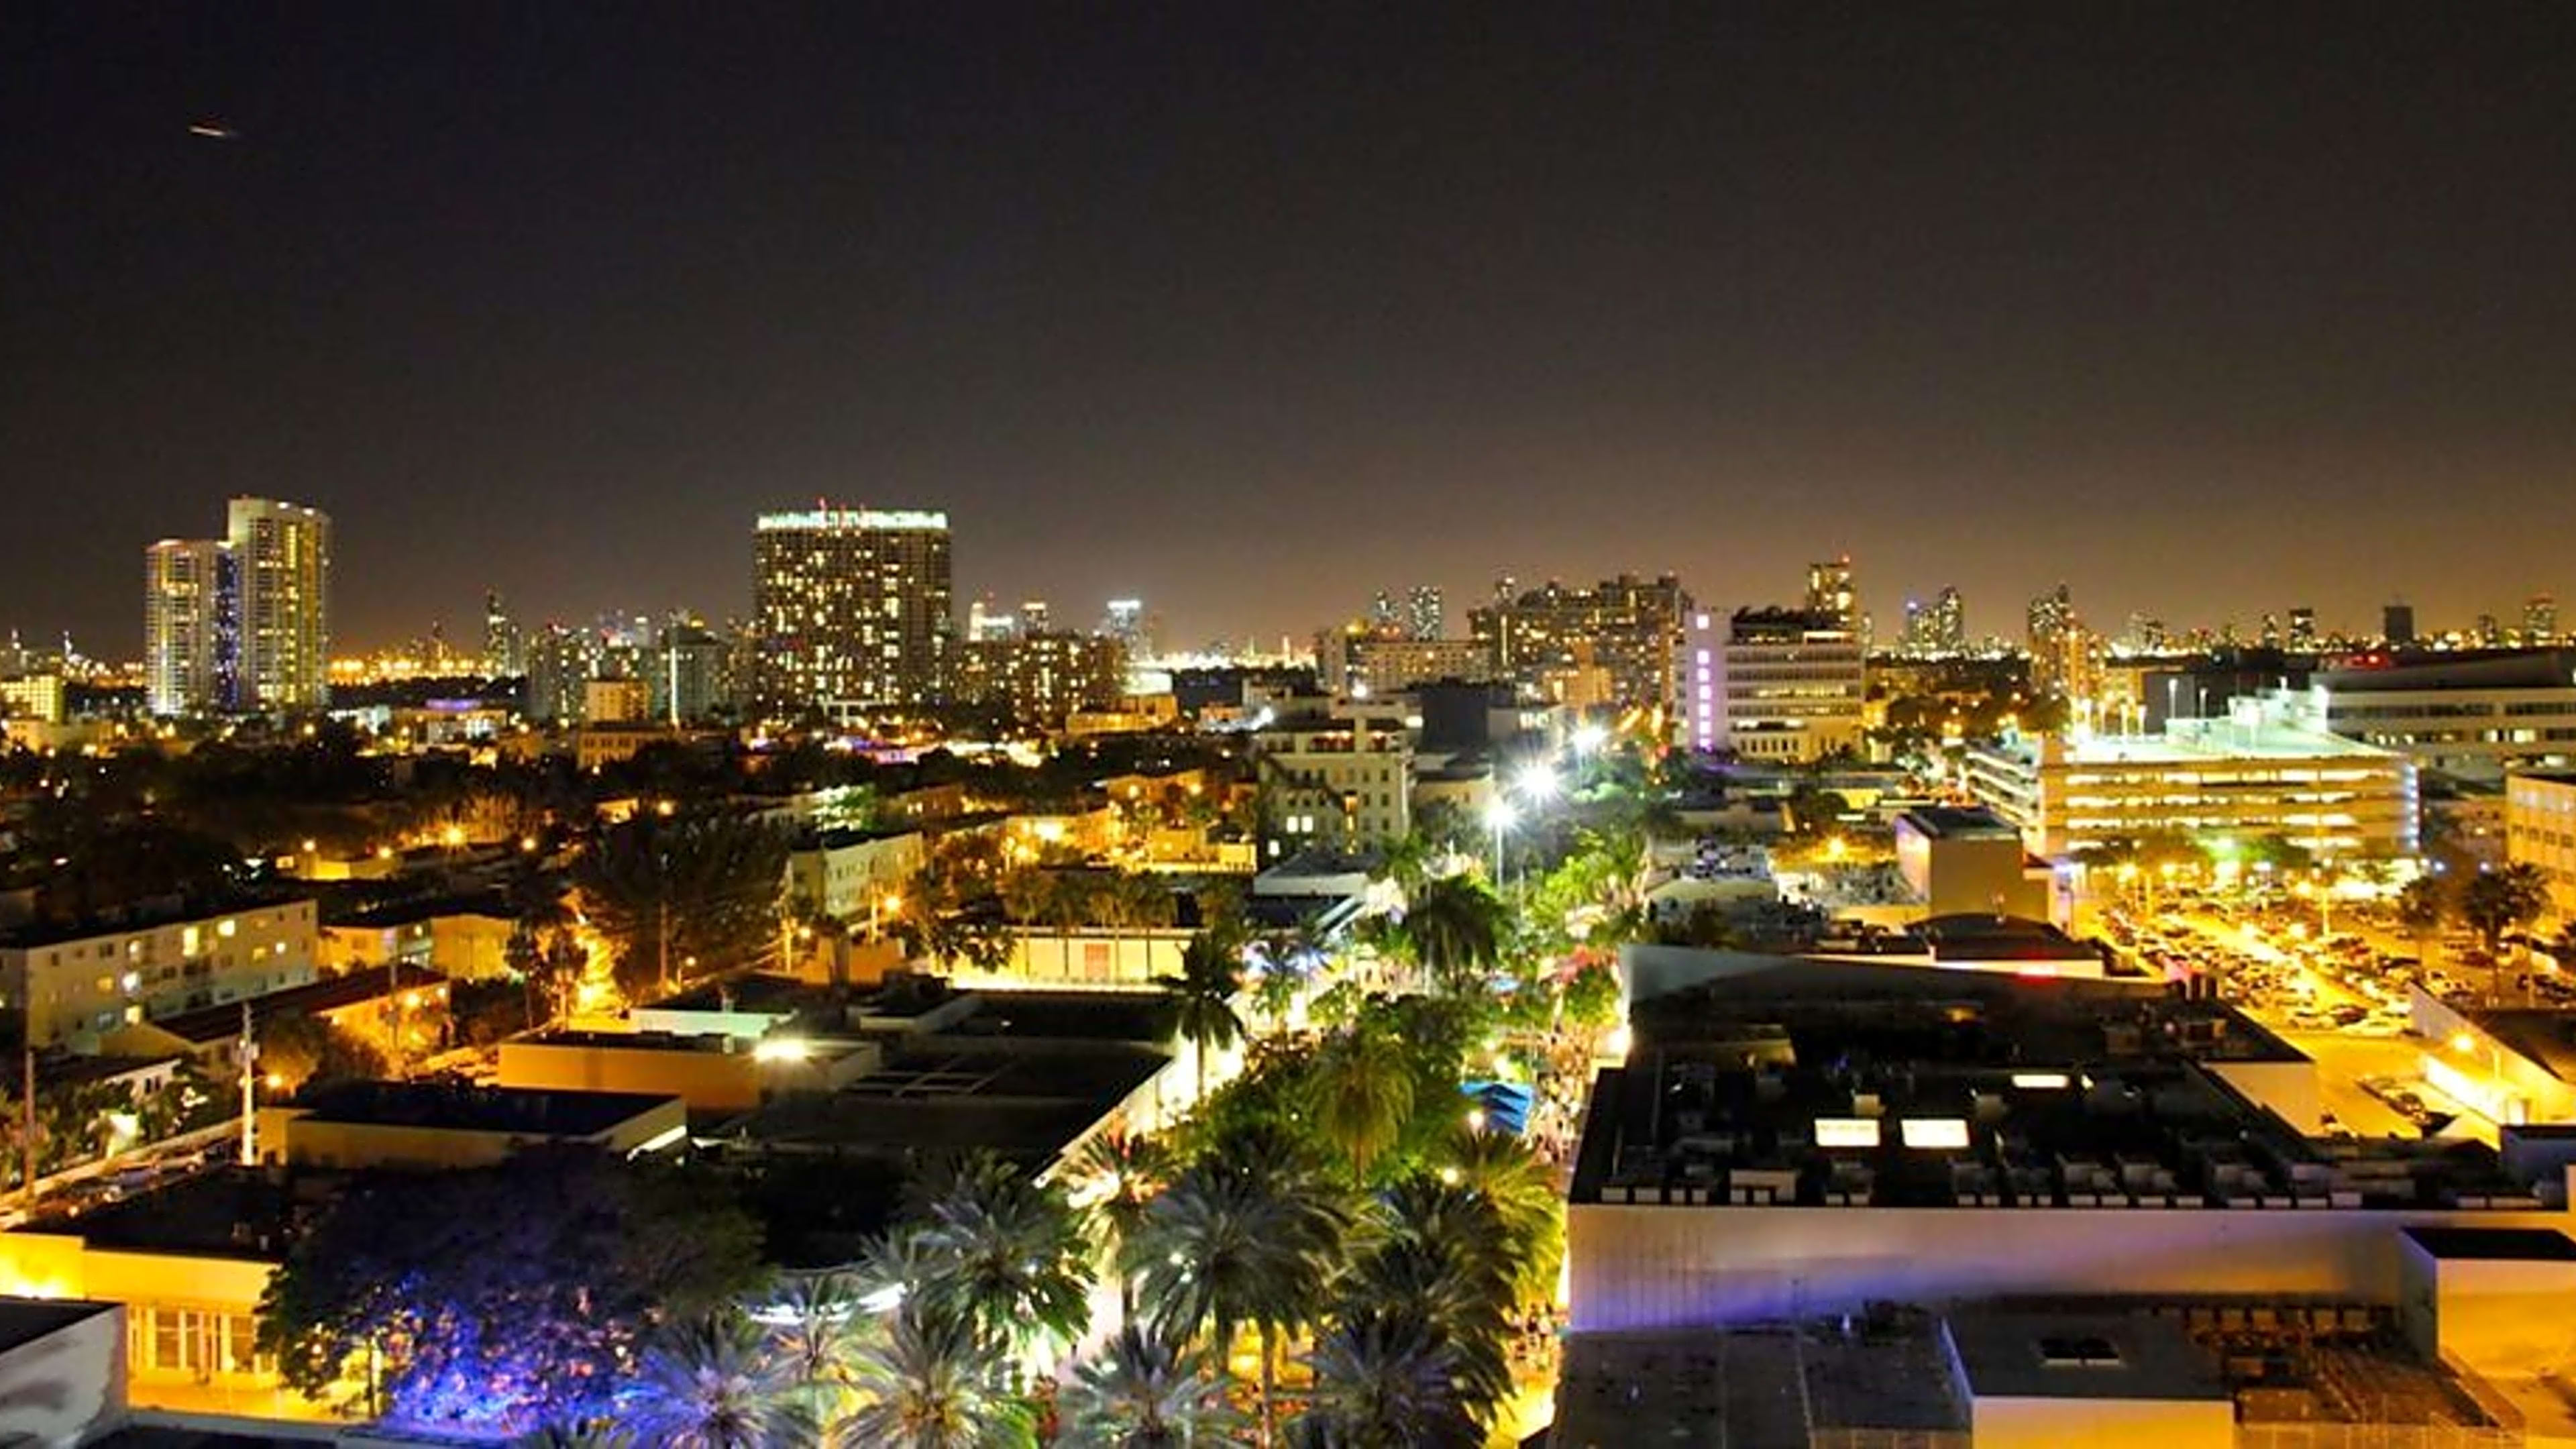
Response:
[[7, 4, 2576, 655]]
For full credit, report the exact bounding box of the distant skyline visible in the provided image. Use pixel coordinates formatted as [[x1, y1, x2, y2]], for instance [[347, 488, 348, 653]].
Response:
[[7, 7, 2576, 654]]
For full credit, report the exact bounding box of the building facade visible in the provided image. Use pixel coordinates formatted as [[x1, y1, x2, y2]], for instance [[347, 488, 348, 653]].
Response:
[[1253, 712, 1413, 861], [144, 539, 237, 716], [225, 497, 331, 712], [753, 508, 953, 714], [2291, 653, 2576, 781], [1, 900, 321, 1049], [952, 632, 1127, 724], [2505, 770, 2576, 916], [1966, 695, 2419, 859], [1686, 606, 1868, 762], [1469, 574, 1690, 713]]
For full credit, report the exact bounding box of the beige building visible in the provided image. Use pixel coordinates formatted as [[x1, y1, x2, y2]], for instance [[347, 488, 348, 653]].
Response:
[[1, 900, 319, 1049], [785, 828, 926, 921], [2294, 652, 2576, 781], [582, 676, 651, 724], [227, 496, 331, 712], [1253, 712, 1413, 861], [752, 506, 953, 713], [0, 674, 66, 724], [2506, 770, 2576, 914], [1966, 696, 2418, 859]]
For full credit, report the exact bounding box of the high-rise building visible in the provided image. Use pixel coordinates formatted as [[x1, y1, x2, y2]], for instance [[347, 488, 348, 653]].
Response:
[[226, 497, 332, 711], [2025, 584, 2075, 699], [1900, 586, 1966, 656], [652, 618, 731, 724], [1804, 556, 1858, 633], [144, 539, 236, 716], [2383, 602, 2417, 647], [482, 590, 523, 678], [2288, 606, 2318, 652], [1102, 598, 1152, 658], [1469, 574, 1692, 712], [753, 508, 953, 714], [1683, 607, 1867, 761], [2525, 594, 2559, 646], [953, 632, 1128, 724], [1404, 584, 1444, 641], [525, 623, 606, 723]]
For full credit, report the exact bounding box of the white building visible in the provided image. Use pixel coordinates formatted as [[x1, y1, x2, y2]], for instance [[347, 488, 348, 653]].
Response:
[[2294, 651, 2576, 781], [786, 829, 928, 922], [1682, 607, 1867, 762], [2506, 770, 2576, 916], [1, 900, 320, 1049], [143, 538, 233, 716], [1965, 694, 2418, 859]]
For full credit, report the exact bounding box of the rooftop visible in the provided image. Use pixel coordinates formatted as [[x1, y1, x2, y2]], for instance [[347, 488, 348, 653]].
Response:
[[24, 1169, 299, 1260], [1896, 804, 2023, 841], [150, 965, 441, 1045], [1576, 971, 2531, 1212], [0, 1295, 118, 1354], [720, 1040, 1167, 1164], [2401, 1225, 2576, 1261], [290, 1079, 680, 1137]]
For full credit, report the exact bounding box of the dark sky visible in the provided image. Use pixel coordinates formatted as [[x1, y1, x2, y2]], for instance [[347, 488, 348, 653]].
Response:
[[8, 4, 2576, 655]]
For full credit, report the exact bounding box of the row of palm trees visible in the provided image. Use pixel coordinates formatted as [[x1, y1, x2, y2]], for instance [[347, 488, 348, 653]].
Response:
[[570, 1111, 1555, 1447]]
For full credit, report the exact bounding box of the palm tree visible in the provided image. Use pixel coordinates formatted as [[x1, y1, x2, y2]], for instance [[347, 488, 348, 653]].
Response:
[[1160, 930, 1245, 1104], [623, 1313, 818, 1449], [1352, 1178, 1517, 1416], [835, 1303, 1038, 1449], [515, 1427, 635, 1448], [1073, 1132, 1169, 1325], [2463, 862, 2551, 955], [1398, 876, 1504, 996], [2397, 875, 2455, 962], [1290, 1307, 1478, 1449], [1432, 1128, 1564, 1310], [761, 1271, 867, 1412], [1129, 1128, 1349, 1444], [911, 1152, 1095, 1371], [1057, 1326, 1247, 1448], [1307, 1028, 1415, 1182]]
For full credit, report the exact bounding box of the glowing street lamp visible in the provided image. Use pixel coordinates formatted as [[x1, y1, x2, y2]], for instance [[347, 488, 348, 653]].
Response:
[[1515, 763, 1561, 805], [1485, 798, 1519, 887], [1572, 722, 1610, 756]]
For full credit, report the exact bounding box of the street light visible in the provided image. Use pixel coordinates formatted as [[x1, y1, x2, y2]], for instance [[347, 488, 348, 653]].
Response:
[[1572, 722, 1609, 756], [1515, 763, 1560, 805], [1485, 799, 1519, 888]]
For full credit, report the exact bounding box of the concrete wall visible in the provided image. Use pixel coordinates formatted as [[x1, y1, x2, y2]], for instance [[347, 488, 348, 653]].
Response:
[[1969, 1396, 2233, 1449], [0, 1300, 123, 1446], [1568, 1202, 2574, 1332]]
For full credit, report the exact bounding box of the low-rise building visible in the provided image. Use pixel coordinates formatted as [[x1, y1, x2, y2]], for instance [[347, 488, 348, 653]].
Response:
[[256, 1079, 688, 1170], [319, 898, 515, 980], [785, 828, 926, 922], [1892, 805, 2051, 920], [0, 1173, 322, 1419], [1, 899, 320, 1049], [1965, 694, 2418, 859], [1253, 712, 1412, 861]]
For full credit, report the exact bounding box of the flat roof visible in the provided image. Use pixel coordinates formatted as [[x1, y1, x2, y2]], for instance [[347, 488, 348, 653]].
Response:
[[25, 1169, 297, 1260], [292, 1079, 680, 1137], [1947, 1309, 2227, 1402], [0, 1296, 118, 1353], [2469, 1010, 2576, 1084], [1896, 805, 2023, 840], [1577, 971, 2529, 1211], [150, 965, 441, 1044], [2402, 1226, 2576, 1262]]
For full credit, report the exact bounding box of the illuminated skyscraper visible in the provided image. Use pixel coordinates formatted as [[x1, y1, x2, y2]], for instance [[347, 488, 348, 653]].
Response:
[[2526, 594, 2559, 646], [482, 589, 523, 678], [226, 496, 332, 711], [1805, 555, 1858, 633], [2026, 583, 2076, 700], [1404, 584, 1444, 641], [753, 507, 953, 713], [144, 538, 235, 716]]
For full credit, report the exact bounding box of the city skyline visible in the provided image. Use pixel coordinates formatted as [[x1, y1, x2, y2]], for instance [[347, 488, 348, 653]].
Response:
[[9, 9, 2576, 652]]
